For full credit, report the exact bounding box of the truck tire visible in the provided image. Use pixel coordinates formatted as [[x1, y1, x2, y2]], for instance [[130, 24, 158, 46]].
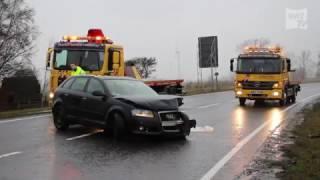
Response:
[[279, 91, 287, 106], [53, 106, 69, 131], [291, 95, 296, 103], [239, 98, 246, 106], [112, 113, 126, 140], [291, 90, 297, 103]]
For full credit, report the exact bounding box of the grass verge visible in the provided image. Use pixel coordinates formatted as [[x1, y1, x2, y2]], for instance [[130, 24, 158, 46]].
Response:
[[278, 102, 320, 180], [184, 81, 233, 96], [0, 107, 51, 120]]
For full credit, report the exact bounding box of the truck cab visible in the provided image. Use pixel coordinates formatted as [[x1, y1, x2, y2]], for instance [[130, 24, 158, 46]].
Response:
[[46, 29, 125, 101], [230, 46, 301, 106]]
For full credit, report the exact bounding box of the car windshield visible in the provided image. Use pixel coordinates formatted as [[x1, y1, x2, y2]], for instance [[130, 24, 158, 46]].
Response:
[[54, 49, 104, 71], [237, 58, 282, 74], [104, 79, 158, 97]]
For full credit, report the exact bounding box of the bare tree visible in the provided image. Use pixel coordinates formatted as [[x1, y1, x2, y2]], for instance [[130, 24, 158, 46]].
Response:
[[125, 57, 157, 78], [298, 50, 312, 80], [316, 53, 320, 78], [237, 38, 271, 52], [0, 0, 38, 78]]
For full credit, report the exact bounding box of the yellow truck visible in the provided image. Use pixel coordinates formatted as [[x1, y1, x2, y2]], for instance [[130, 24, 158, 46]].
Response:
[[45, 28, 184, 102], [46, 29, 126, 101], [230, 46, 301, 106]]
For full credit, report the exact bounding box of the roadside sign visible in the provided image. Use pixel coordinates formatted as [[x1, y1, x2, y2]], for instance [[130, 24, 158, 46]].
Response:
[[198, 36, 218, 68]]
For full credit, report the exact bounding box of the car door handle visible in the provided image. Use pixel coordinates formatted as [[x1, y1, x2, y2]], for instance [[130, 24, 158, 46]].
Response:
[[63, 93, 69, 97], [81, 97, 87, 100]]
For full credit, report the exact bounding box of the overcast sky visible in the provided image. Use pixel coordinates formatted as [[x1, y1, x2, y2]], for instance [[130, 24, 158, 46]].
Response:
[[26, 0, 320, 82]]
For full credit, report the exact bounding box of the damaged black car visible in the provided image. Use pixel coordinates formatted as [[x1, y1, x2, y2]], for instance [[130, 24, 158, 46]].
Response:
[[52, 76, 196, 140]]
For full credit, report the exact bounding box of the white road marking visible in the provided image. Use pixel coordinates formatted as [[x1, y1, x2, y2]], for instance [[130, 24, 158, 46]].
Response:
[[200, 93, 320, 180], [198, 104, 219, 109], [0, 151, 22, 159], [191, 126, 214, 133], [66, 130, 104, 141], [0, 114, 51, 124]]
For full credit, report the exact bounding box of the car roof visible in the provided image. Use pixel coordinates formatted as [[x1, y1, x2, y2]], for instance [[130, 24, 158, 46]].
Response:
[[73, 75, 138, 81]]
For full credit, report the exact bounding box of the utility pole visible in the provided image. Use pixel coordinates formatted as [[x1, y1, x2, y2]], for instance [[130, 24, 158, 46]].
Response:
[[176, 49, 181, 79]]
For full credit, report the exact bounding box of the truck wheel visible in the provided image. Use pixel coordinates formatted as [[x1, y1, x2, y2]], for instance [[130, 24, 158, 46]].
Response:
[[112, 113, 126, 140], [291, 92, 297, 103], [279, 91, 287, 106], [239, 98, 246, 106], [53, 106, 69, 131]]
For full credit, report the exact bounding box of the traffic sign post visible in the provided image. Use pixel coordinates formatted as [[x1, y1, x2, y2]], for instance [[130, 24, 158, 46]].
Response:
[[198, 36, 218, 90]]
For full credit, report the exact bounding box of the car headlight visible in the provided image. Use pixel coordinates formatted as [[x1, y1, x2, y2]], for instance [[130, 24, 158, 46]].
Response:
[[131, 109, 154, 118], [49, 92, 54, 99]]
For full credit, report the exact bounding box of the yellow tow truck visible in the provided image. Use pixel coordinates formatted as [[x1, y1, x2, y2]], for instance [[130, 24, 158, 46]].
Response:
[[230, 46, 301, 106], [46, 29, 127, 101], [45, 28, 184, 103]]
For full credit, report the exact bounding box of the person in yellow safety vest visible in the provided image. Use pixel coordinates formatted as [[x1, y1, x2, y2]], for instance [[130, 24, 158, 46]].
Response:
[[70, 64, 86, 76]]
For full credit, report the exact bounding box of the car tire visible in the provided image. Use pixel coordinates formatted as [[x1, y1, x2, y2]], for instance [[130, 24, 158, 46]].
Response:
[[53, 106, 69, 131], [112, 113, 126, 140], [176, 134, 187, 141]]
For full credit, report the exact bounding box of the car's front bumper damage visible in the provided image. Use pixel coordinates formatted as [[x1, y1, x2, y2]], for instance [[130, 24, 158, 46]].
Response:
[[131, 111, 196, 136]]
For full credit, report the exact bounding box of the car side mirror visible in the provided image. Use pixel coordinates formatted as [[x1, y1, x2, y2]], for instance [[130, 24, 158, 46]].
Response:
[[92, 90, 106, 97], [230, 58, 235, 72]]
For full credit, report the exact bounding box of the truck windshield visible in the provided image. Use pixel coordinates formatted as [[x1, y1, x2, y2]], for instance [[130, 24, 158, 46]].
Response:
[[53, 49, 104, 71], [104, 79, 158, 97], [237, 58, 282, 74]]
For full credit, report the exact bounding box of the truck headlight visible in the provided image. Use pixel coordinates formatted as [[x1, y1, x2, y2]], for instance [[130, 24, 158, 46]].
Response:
[[236, 82, 242, 87], [273, 92, 280, 96], [49, 92, 54, 99], [273, 83, 279, 88], [131, 109, 154, 118], [236, 90, 243, 95]]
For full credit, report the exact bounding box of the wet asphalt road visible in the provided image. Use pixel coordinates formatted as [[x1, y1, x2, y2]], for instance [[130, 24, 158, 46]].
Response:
[[1, 83, 320, 180]]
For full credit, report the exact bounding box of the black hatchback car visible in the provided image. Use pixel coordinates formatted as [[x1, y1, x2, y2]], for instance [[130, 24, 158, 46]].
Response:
[[52, 76, 196, 139]]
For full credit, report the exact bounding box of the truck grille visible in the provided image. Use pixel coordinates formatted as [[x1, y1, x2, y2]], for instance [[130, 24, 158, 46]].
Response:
[[242, 81, 275, 90]]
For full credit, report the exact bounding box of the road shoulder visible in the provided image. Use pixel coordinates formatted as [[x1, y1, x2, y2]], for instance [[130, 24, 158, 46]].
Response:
[[236, 98, 320, 180], [0, 107, 51, 120]]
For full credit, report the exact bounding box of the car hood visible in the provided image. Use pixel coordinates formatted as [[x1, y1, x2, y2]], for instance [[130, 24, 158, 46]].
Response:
[[114, 95, 182, 111]]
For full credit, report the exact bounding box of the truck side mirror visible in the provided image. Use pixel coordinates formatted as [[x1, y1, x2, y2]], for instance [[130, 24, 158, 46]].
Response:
[[230, 59, 235, 72], [46, 48, 53, 70], [286, 59, 291, 72]]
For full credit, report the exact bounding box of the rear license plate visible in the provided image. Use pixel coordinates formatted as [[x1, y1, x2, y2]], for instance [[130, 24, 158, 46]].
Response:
[[251, 90, 264, 94]]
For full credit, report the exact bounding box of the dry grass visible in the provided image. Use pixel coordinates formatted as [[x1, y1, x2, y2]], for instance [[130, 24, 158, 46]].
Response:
[[184, 80, 233, 95], [278, 102, 320, 180]]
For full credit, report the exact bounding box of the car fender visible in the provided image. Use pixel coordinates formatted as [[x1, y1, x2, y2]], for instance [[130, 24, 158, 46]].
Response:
[[52, 97, 64, 111], [180, 111, 197, 135]]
